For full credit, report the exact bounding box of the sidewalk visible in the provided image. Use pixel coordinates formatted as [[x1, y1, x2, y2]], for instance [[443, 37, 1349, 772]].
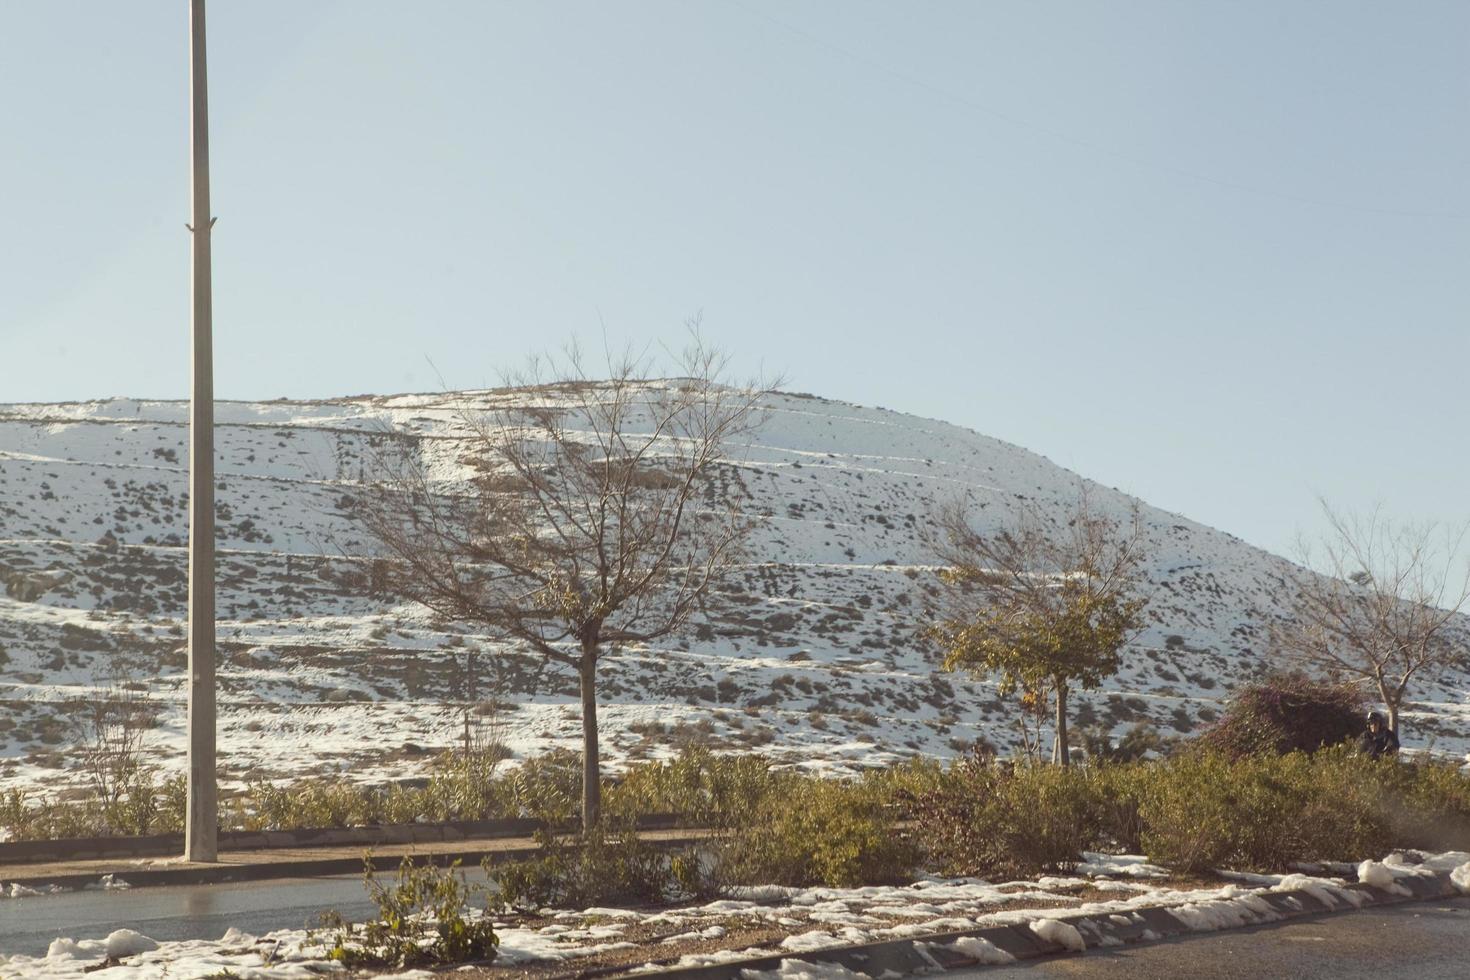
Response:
[[0, 826, 713, 890]]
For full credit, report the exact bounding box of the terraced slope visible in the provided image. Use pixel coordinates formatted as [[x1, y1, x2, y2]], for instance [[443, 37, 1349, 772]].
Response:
[[1, 388, 1465, 793]]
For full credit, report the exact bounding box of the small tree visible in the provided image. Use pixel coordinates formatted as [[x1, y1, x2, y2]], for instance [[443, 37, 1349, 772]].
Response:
[[1276, 502, 1470, 736], [928, 492, 1148, 766], [356, 337, 769, 829], [66, 673, 161, 827]]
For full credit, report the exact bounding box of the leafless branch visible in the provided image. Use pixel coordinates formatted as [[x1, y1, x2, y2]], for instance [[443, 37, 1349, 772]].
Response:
[[353, 329, 776, 826], [1275, 500, 1470, 734]]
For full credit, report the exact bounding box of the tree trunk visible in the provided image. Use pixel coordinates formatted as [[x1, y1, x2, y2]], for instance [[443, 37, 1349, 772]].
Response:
[[578, 642, 601, 831], [1376, 678, 1400, 735], [1053, 679, 1070, 767]]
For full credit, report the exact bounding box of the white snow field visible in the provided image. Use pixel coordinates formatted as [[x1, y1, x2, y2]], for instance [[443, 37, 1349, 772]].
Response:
[[0, 386, 1467, 795]]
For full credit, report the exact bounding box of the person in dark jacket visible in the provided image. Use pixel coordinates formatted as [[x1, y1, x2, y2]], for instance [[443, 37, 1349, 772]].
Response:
[[1358, 710, 1400, 760]]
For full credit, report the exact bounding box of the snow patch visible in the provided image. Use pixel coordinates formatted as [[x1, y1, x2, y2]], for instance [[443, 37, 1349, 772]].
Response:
[[104, 929, 159, 958], [46, 938, 96, 961], [741, 958, 872, 980], [1029, 917, 1085, 952], [1076, 853, 1168, 879], [1357, 860, 1412, 896], [1274, 874, 1363, 909], [1167, 895, 1277, 932], [1451, 862, 1470, 894], [6, 881, 65, 898], [946, 935, 1015, 964]]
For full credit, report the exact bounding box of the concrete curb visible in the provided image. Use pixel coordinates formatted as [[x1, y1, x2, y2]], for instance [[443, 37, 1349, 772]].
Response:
[[0, 813, 688, 866], [629, 869, 1462, 980], [0, 829, 711, 891]]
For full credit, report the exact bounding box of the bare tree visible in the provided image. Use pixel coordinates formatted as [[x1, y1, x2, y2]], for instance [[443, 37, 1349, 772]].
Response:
[[355, 338, 770, 828], [67, 674, 161, 816], [1276, 502, 1470, 736], [927, 491, 1149, 766]]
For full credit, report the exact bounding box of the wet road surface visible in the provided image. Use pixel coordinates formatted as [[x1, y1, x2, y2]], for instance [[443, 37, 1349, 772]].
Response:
[[957, 896, 1470, 979], [1, 870, 489, 958]]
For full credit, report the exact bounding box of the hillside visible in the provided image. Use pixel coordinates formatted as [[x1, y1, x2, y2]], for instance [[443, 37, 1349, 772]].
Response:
[[1, 388, 1466, 794]]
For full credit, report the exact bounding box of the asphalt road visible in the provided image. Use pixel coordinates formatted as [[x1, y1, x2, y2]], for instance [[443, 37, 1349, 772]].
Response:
[[0, 870, 484, 959], [959, 897, 1470, 979]]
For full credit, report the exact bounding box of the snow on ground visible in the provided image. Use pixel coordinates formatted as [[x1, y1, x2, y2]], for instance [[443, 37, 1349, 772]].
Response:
[[2, 387, 1468, 797], [6, 851, 1463, 979]]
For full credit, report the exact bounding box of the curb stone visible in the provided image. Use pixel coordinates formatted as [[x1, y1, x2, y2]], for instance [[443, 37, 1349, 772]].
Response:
[[630, 870, 1462, 980], [0, 829, 710, 891], [0, 813, 689, 867]]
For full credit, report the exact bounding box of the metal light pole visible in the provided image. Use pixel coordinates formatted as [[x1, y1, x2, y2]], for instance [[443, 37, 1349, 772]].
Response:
[[185, 0, 218, 863]]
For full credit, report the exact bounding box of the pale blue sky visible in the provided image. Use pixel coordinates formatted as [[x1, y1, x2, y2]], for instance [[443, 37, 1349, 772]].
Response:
[[1, 1, 1465, 559]]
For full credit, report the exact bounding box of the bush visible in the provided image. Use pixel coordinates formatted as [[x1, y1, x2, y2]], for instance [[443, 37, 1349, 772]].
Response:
[[3, 746, 543, 841], [606, 747, 783, 826], [491, 825, 682, 910], [1281, 747, 1396, 861], [716, 774, 917, 888], [913, 758, 1104, 879], [317, 858, 497, 967], [1387, 757, 1470, 852], [1134, 748, 1404, 872], [1135, 752, 1297, 873], [492, 748, 583, 824], [0, 775, 186, 841], [11, 742, 1469, 891], [498, 750, 917, 901], [1079, 723, 1167, 764], [864, 756, 949, 817], [911, 745, 1470, 878], [416, 746, 518, 822], [0, 789, 96, 841], [243, 778, 386, 830], [1198, 672, 1365, 758], [1090, 762, 1147, 853]]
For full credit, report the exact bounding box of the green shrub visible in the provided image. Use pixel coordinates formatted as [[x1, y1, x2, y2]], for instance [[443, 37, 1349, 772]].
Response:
[[1389, 758, 1470, 852], [498, 750, 917, 901], [1282, 747, 1396, 860], [1090, 762, 1147, 853], [101, 772, 187, 836], [11, 741, 1468, 892], [151, 774, 188, 834], [1136, 752, 1261, 873], [0, 789, 93, 841], [1079, 723, 1167, 764], [914, 759, 1103, 879], [1134, 749, 1398, 872], [236, 749, 532, 832], [493, 748, 583, 824], [912, 747, 1466, 879], [863, 756, 949, 817], [716, 775, 917, 887], [418, 748, 515, 822], [317, 858, 497, 967], [0, 775, 187, 841], [491, 825, 681, 910], [606, 747, 782, 826], [243, 778, 384, 830]]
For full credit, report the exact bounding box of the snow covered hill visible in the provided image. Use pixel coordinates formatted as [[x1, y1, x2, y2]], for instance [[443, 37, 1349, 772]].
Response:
[[1, 388, 1465, 793]]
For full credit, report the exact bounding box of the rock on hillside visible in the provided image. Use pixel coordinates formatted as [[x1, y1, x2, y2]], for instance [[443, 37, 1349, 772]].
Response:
[[0, 389, 1465, 792]]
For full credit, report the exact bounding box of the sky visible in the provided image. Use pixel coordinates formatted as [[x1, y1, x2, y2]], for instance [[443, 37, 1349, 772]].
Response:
[[0, 0, 1466, 561]]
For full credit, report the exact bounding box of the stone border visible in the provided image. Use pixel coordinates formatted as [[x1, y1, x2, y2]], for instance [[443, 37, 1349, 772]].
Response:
[[631, 869, 1461, 980]]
